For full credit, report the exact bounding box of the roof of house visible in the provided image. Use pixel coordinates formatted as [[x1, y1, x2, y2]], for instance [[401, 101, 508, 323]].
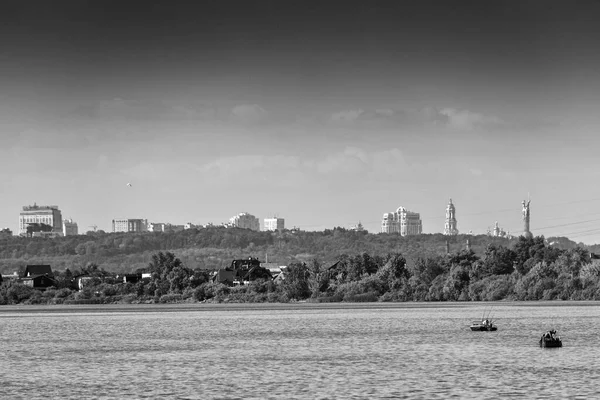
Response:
[[231, 258, 262, 269], [24, 265, 53, 277], [327, 261, 341, 270]]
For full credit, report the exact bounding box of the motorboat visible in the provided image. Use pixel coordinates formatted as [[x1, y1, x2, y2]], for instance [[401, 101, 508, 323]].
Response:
[[470, 319, 497, 331], [540, 330, 562, 348]]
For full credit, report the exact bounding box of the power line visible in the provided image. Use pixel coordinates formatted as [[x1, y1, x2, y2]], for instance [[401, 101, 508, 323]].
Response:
[[291, 196, 600, 233], [530, 218, 600, 232]]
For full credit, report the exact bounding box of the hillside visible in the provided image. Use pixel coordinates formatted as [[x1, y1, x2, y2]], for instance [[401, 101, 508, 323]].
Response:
[[0, 227, 585, 275]]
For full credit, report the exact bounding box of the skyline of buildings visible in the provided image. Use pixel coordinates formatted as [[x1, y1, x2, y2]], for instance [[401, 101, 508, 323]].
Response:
[[13, 197, 530, 239]]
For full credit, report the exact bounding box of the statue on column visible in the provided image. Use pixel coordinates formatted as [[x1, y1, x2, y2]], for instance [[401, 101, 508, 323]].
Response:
[[522, 199, 532, 238]]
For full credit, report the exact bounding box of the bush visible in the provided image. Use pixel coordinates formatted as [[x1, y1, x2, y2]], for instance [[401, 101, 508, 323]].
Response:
[[159, 293, 183, 303], [311, 294, 343, 303], [343, 291, 379, 302], [54, 288, 74, 299], [194, 282, 230, 301], [24, 291, 45, 305], [118, 294, 139, 304], [6, 284, 36, 304], [267, 291, 289, 303]]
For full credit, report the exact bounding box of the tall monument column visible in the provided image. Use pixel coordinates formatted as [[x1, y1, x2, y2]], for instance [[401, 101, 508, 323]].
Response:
[[522, 199, 533, 238]]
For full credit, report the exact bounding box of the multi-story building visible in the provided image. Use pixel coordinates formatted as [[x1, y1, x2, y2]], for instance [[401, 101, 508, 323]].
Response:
[[444, 198, 459, 235], [147, 222, 165, 232], [381, 206, 422, 236], [19, 204, 63, 236], [147, 222, 184, 233], [264, 217, 285, 232], [63, 219, 79, 236], [112, 218, 148, 233], [229, 212, 260, 231]]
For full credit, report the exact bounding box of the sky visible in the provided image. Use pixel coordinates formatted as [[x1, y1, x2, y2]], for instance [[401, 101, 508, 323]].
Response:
[[2, 0, 600, 243]]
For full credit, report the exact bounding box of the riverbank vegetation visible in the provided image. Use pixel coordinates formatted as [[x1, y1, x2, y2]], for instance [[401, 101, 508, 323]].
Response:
[[2, 232, 600, 305]]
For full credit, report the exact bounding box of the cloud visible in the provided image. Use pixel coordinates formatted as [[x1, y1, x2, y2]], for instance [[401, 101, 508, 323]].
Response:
[[314, 147, 414, 178], [197, 147, 411, 179], [199, 154, 306, 181], [330, 109, 365, 123], [317, 147, 370, 174], [327, 106, 504, 131], [439, 108, 504, 130], [11, 128, 91, 149], [72, 98, 218, 121], [201, 155, 267, 175], [329, 108, 410, 128], [229, 104, 268, 125], [371, 148, 410, 176], [169, 104, 217, 120], [193, 153, 318, 191]]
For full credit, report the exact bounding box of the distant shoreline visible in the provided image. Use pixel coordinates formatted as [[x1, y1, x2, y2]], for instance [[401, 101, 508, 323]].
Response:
[[1, 300, 597, 315]]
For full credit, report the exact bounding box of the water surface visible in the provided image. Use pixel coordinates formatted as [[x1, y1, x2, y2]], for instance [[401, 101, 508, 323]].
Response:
[[1, 302, 598, 399]]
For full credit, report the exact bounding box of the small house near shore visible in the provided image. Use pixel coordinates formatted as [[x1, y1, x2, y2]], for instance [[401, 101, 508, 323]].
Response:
[[20, 264, 56, 290], [212, 257, 273, 286]]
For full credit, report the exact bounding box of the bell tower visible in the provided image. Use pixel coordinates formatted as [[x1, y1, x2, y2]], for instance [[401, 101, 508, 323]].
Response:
[[444, 198, 458, 235]]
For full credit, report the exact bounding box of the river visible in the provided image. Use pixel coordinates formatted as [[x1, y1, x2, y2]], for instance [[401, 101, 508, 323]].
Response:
[[1, 302, 599, 399]]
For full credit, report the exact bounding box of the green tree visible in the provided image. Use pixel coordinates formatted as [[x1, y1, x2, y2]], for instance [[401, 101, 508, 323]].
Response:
[[306, 259, 331, 298], [513, 236, 546, 273], [480, 244, 516, 276], [281, 262, 310, 300], [556, 247, 589, 279], [376, 253, 408, 292], [147, 251, 193, 295]]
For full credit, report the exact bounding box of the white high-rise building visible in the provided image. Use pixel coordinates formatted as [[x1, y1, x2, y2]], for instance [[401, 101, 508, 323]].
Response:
[[229, 212, 260, 231], [264, 217, 285, 232], [381, 206, 422, 236], [19, 204, 63, 236], [63, 219, 79, 236], [444, 198, 459, 235]]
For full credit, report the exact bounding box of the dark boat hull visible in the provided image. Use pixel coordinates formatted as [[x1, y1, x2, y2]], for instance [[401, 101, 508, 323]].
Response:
[[540, 338, 562, 348], [470, 325, 497, 331]]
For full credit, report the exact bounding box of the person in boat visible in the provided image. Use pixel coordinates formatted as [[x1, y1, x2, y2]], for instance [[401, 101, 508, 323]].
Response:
[[544, 330, 556, 340]]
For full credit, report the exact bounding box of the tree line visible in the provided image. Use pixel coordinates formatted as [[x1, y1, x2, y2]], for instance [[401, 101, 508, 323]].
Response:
[[2, 235, 599, 305], [1, 225, 592, 275]]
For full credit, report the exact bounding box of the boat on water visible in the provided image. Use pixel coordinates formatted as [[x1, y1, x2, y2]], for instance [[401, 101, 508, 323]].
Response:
[[540, 330, 562, 348], [470, 319, 497, 331]]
